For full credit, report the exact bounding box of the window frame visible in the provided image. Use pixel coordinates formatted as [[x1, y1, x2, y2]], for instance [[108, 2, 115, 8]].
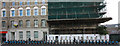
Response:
[[11, 10, 15, 16], [10, 8, 15, 17], [41, 6, 46, 15], [42, 0, 45, 4], [26, 31, 31, 39], [19, 31, 23, 40], [34, 20, 38, 27], [19, 8, 23, 16], [27, 0, 30, 5], [19, 20, 23, 27], [2, 21, 6, 28], [26, 7, 31, 16], [34, 31, 38, 38], [2, 2, 6, 7], [35, 0, 37, 5], [1, 9, 6, 17], [41, 19, 46, 27], [34, 7, 38, 16], [19, 2, 22, 5], [11, 20, 14, 28], [26, 20, 30, 27], [12, 2, 15, 6]]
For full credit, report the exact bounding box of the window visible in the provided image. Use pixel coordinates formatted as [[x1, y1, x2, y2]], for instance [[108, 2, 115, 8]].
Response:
[[19, 10, 23, 16], [19, 31, 23, 40], [42, 0, 45, 4], [34, 9, 38, 16], [34, 31, 38, 38], [12, 2, 15, 6], [2, 11, 6, 17], [2, 21, 6, 28], [11, 20, 14, 28], [26, 31, 30, 39], [27, 0, 30, 5], [20, 2, 22, 5], [41, 8, 46, 15], [34, 20, 38, 27], [35, 0, 37, 5], [2, 2, 5, 6], [26, 20, 30, 27], [27, 9, 30, 16], [41, 19, 46, 27], [11, 10, 15, 17], [27, 2, 30, 5], [19, 20, 23, 27]]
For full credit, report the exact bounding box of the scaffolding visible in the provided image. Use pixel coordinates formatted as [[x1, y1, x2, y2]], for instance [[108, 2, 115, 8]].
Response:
[[47, 2, 112, 41], [48, 2, 106, 19]]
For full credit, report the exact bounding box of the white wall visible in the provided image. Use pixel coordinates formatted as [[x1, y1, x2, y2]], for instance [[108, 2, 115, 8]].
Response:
[[8, 28, 48, 40]]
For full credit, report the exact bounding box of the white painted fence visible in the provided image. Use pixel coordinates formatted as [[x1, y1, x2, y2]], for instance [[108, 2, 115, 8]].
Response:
[[47, 34, 109, 42]]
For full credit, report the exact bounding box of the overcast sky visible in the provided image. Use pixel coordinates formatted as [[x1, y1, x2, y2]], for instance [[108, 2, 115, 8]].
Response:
[[101, 0, 120, 25]]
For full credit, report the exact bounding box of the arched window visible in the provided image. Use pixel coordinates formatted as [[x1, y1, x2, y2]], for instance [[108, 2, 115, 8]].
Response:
[[19, 8, 23, 16], [11, 20, 14, 28], [26, 20, 30, 27], [41, 19, 46, 27], [10, 8, 15, 17], [19, 20, 23, 27], [1, 9, 6, 17], [26, 7, 31, 16], [34, 20, 38, 27], [41, 6, 46, 15], [34, 7, 38, 16]]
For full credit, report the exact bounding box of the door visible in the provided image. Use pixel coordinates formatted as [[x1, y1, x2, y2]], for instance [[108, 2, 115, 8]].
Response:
[[11, 32, 15, 40], [43, 32, 47, 41]]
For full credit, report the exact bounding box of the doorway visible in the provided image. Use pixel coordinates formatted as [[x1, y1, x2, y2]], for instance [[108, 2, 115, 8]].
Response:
[[43, 32, 47, 41], [55, 36, 58, 40], [11, 32, 15, 40]]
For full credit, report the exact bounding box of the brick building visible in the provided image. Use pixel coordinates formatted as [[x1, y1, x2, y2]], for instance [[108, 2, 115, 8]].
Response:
[[0, 0, 48, 41]]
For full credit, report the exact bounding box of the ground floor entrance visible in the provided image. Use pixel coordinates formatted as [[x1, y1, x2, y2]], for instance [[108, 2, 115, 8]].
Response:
[[0, 31, 8, 42]]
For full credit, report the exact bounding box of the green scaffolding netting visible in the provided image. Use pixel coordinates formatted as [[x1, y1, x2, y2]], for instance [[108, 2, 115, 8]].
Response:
[[48, 2, 105, 19]]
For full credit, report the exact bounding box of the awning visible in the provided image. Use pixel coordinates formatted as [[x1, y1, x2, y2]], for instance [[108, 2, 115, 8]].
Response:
[[0, 31, 8, 33]]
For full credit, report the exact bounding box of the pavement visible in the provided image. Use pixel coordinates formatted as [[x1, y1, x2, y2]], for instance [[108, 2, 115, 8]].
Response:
[[1, 44, 120, 46]]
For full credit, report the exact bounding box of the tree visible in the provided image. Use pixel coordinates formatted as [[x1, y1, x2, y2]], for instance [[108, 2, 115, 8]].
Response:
[[97, 25, 108, 35]]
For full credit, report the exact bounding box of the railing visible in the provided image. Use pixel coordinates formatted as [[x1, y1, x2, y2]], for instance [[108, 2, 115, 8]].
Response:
[[3, 40, 119, 44]]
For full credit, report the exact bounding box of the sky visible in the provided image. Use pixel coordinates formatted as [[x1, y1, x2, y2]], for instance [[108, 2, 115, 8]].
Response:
[[101, 0, 120, 25]]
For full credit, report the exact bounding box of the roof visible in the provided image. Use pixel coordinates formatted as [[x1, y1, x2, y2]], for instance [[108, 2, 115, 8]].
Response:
[[47, 17, 112, 23]]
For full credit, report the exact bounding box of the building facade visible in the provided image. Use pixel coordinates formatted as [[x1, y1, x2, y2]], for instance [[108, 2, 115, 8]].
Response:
[[0, 0, 112, 42], [47, 1, 112, 42], [0, 0, 48, 41]]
